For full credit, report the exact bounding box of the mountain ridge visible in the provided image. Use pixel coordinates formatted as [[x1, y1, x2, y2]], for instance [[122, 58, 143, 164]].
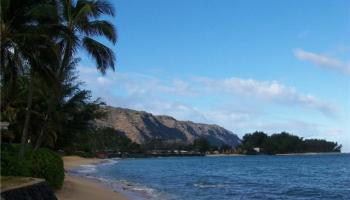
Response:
[[96, 106, 241, 147]]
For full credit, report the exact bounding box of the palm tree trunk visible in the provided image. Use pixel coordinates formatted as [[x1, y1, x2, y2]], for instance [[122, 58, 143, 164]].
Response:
[[0, 47, 7, 112], [34, 128, 45, 151], [19, 72, 34, 156], [59, 41, 72, 76], [33, 114, 48, 152]]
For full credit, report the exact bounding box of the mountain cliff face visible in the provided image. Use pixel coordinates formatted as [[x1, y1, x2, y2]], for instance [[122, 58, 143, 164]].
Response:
[[97, 106, 241, 147]]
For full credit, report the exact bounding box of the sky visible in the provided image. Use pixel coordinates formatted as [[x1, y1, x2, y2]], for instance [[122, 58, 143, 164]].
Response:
[[78, 0, 350, 152]]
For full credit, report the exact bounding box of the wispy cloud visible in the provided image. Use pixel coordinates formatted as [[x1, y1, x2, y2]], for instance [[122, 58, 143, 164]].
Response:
[[80, 66, 336, 115], [79, 67, 197, 97], [195, 77, 336, 115], [294, 48, 350, 75]]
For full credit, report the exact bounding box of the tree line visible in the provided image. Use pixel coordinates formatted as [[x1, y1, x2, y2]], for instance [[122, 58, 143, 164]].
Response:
[[67, 130, 231, 156], [237, 131, 342, 155]]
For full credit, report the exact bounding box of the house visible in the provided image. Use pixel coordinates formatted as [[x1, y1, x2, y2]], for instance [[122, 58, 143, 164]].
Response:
[[253, 147, 261, 153]]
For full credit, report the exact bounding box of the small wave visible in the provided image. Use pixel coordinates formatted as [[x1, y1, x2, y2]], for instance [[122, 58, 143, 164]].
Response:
[[74, 175, 165, 200], [70, 159, 167, 199], [100, 158, 120, 166], [117, 180, 162, 199], [130, 185, 156, 195], [71, 158, 120, 175], [75, 164, 97, 173], [193, 182, 230, 188]]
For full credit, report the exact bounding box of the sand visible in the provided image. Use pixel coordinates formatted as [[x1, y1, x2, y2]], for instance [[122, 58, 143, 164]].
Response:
[[56, 156, 128, 200]]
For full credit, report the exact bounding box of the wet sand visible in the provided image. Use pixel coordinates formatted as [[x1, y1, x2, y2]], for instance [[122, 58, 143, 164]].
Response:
[[56, 156, 128, 200]]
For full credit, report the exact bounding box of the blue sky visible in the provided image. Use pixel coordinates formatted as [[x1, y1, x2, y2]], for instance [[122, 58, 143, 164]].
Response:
[[78, 0, 350, 151]]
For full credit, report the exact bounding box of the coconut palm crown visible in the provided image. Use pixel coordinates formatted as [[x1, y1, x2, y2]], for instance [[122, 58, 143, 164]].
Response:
[[59, 0, 117, 75]]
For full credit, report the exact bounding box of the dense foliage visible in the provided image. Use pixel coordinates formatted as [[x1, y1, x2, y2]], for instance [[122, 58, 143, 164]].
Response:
[[1, 0, 116, 152], [32, 148, 65, 189], [63, 128, 142, 154], [192, 138, 211, 153], [142, 139, 193, 151], [93, 128, 142, 153], [1, 144, 64, 189], [141, 137, 228, 154], [0, 0, 119, 188], [1, 144, 33, 177], [239, 131, 342, 155]]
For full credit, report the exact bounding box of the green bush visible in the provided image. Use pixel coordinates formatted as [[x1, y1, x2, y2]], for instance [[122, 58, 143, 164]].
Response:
[[32, 148, 65, 189], [1, 144, 64, 189], [1, 144, 33, 177]]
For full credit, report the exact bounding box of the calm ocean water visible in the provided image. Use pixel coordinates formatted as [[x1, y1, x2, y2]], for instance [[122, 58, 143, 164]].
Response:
[[73, 154, 350, 200]]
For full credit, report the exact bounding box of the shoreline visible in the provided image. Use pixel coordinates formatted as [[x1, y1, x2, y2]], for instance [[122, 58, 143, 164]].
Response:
[[206, 153, 245, 157], [55, 156, 129, 200], [205, 152, 343, 156], [275, 152, 343, 156]]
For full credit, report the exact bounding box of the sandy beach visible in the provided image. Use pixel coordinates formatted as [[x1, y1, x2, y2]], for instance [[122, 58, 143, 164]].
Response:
[[56, 156, 128, 200]]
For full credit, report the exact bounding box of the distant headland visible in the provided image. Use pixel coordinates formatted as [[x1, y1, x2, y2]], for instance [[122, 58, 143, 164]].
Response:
[[88, 106, 342, 157]]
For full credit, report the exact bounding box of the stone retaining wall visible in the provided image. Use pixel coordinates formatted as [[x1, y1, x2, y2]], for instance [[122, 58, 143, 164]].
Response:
[[1, 179, 57, 200]]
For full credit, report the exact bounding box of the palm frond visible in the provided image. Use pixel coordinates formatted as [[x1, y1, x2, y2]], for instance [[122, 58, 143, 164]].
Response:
[[73, 3, 91, 24], [76, 0, 115, 18], [82, 37, 115, 74], [80, 20, 117, 43]]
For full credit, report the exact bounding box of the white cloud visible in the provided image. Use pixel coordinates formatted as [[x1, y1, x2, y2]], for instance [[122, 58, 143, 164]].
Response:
[[158, 80, 195, 96], [325, 128, 344, 136], [294, 48, 350, 75], [195, 77, 336, 115], [97, 77, 112, 85], [78, 66, 336, 116], [80, 70, 196, 97], [79, 66, 336, 115]]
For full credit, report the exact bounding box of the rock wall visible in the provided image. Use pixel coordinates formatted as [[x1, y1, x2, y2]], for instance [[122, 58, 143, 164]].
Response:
[[1, 179, 57, 200]]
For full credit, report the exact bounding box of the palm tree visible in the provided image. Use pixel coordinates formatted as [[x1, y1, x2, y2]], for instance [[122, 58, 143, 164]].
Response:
[[32, 0, 117, 150], [1, 0, 60, 156], [33, 56, 104, 151], [1, 0, 117, 155], [58, 0, 117, 75], [1, 0, 57, 110]]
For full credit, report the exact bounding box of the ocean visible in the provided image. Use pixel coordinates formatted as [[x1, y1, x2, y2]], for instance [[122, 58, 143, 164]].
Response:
[[71, 154, 350, 200]]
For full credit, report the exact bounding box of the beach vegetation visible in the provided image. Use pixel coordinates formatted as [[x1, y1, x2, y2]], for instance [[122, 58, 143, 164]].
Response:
[[62, 127, 142, 154], [193, 138, 211, 153], [0, 0, 117, 189], [32, 148, 64, 189], [238, 131, 342, 155], [1, 0, 116, 152], [1, 144, 64, 189]]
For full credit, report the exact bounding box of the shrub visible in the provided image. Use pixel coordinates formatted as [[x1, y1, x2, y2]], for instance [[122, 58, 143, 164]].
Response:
[[1, 144, 65, 189], [1, 144, 33, 177], [32, 148, 65, 189]]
